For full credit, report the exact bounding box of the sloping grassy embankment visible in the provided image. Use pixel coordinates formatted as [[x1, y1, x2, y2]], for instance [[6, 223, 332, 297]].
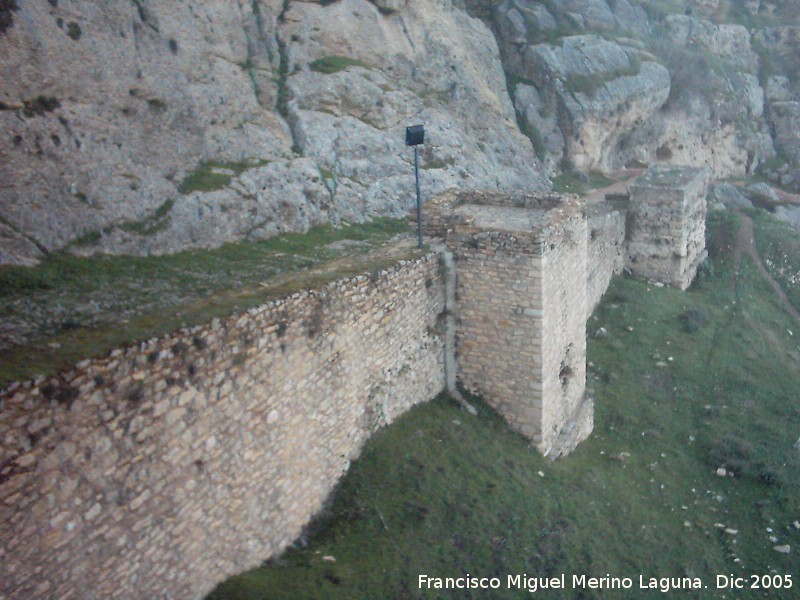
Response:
[[209, 209, 800, 599]]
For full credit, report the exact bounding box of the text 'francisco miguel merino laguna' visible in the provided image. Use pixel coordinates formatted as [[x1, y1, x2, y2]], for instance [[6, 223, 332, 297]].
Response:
[[418, 573, 706, 593]]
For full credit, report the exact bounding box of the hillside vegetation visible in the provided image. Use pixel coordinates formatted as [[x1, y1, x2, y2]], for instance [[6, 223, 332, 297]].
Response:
[[208, 209, 800, 599]]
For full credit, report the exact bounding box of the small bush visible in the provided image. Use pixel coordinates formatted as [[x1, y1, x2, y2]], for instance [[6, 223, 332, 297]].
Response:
[[696, 258, 716, 282], [66, 21, 81, 40], [421, 158, 455, 171], [119, 199, 174, 236], [72, 230, 102, 247], [707, 435, 784, 487], [679, 307, 709, 333], [22, 96, 61, 118], [309, 56, 369, 74], [177, 160, 270, 194]]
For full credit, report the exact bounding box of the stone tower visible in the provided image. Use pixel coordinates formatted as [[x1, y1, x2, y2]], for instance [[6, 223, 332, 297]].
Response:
[[424, 190, 593, 457], [625, 166, 710, 290]]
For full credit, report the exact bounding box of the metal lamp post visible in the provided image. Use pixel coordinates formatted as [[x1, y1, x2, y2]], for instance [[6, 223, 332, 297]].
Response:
[[406, 124, 425, 248]]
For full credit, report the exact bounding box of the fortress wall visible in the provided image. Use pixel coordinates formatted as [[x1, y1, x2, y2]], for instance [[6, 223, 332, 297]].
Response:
[[540, 215, 590, 456], [0, 254, 445, 600], [452, 233, 546, 443], [587, 203, 627, 316]]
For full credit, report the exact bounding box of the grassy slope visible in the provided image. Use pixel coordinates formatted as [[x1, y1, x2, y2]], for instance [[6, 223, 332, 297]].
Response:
[[0, 218, 410, 387], [209, 210, 800, 599]]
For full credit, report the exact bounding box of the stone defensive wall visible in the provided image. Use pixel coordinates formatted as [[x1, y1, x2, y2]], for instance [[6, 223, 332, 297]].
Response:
[[586, 202, 627, 316], [0, 254, 446, 600], [1, 166, 707, 599]]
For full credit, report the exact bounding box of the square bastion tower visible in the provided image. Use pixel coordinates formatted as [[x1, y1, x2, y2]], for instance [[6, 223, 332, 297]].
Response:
[[626, 166, 710, 290], [424, 190, 592, 457]]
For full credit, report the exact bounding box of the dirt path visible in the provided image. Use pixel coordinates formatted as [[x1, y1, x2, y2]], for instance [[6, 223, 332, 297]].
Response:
[[774, 188, 800, 205], [733, 211, 800, 323]]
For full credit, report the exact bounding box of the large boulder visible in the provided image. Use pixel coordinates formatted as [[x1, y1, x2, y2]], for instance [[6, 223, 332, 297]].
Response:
[[517, 35, 670, 172], [754, 27, 800, 164], [742, 182, 781, 209], [768, 101, 800, 163], [489, 3, 779, 178], [662, 15, 759, 73], [709, 183, 753, 210]]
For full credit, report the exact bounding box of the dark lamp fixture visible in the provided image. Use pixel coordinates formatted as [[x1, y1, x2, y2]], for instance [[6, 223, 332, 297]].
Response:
[[406, 124, 425, 147], [406, 125, 425, 248]]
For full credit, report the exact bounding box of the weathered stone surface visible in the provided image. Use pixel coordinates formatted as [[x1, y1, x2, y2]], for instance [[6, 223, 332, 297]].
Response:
[[662, 15, 759, 73], [742, 182, 781, 208], [587, 202, 626, 314], [0, 1, 289, 260], [768, 102, 800, 163], [0, 222, 43, 266], [0, 0, 548, 265], [626, 166, 709, 290], [755, 27, 800, 163], [519, 35, 671, 172], [513, 83, 564, 176], [282, 0, 548, 204], [489, 2, 782, 178], [774, 205, 800, 229]]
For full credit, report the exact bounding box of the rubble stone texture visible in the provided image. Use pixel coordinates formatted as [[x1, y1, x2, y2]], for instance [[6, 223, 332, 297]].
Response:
[[0, 255, 445, 600], [587, 202, 627, 315], [626, 166, 709, 290]]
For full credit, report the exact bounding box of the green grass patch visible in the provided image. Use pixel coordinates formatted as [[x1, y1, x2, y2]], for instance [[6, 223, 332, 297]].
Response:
[[309, 56, 369, 75], [70, 230, 103, 247], [178, 161, 270, 195], [208, 209, 800, 599], [0, 218, 409, 387], [421, 157, 455, 171], [119, 198, 175, 236], [318, 166, 336, 181]]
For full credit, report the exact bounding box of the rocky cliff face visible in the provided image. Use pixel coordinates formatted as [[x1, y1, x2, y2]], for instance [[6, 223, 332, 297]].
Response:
[[1, 0, 798, 265], [0, 0, 547, 265], [485, 0, 786, 178]]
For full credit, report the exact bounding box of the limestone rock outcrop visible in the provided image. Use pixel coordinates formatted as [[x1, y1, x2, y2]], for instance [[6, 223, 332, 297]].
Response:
[[487, 0, 781, 177], [757, 27, 800, 164], [2, 0, 799, 265], [0, 0, 548, 264], [516, 35, 671, 173]]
